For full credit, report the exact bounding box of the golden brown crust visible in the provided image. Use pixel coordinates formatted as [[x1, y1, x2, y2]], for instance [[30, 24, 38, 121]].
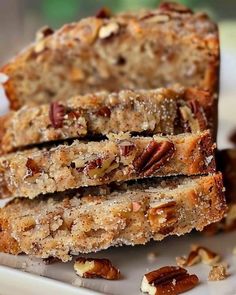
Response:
[[0, 131, 216, 199], [0, 173, 226, 261]]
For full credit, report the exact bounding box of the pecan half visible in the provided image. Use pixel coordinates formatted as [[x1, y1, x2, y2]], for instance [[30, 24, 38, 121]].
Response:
[[119, 140, 135, 156], [97, 106, 111, 118], [141, 266, 199, 295], [133, 141, 175, 177], [74, 258, 120, 280], [148, 200, 177, 233], [96, 7, 111, 19], [49, 102, 65, 128], [26, 158, 41, 177], [159, 2, 193, 14]]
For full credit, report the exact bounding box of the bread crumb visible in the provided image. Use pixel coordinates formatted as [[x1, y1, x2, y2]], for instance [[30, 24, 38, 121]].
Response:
[[208, 264, 228, 281]]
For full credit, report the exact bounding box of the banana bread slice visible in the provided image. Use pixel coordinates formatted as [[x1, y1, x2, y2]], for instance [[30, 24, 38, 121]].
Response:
[[0, 86, 209, 154], [1, 3, 219, 125], [0, 173, 226, 262], [0, 131, 215, 199]]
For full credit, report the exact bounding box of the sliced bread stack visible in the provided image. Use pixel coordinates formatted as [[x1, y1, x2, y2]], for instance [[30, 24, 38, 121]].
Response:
[[0, 2, 225, 262]]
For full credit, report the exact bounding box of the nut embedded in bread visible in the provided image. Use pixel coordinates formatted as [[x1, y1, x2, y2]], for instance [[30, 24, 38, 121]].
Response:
[[0, 131, 216, 199]]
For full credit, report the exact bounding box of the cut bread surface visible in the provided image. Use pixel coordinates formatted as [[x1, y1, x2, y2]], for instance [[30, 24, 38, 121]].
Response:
[[0, 173, 226, 262], [0, 87, 209, 154], [0, 131, 215, 199]]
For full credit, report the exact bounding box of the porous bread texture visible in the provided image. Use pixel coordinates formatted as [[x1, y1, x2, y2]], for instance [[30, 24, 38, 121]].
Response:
[[0, 86, 209, 154], [0, 131, 216, 199], [0, 173, 226, 262], [1, 3, 219, 113]]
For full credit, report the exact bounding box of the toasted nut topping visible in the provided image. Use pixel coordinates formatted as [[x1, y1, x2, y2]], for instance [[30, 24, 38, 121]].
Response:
[[96, 7, 111, 19], [98, 22, 119, 39], [26, 158, 41, 177], [97, 106, 111, 118], [119, 140, 135, 156], [74, 258, 120, 280], [208, 264, 228, 281], [133, 141, 175, 177], [141, 266, 199, 295], [159, 2, 193, 13], [177, 245, 221, 267], [49, 102, 65, 128], [36, 26, 54, 41]]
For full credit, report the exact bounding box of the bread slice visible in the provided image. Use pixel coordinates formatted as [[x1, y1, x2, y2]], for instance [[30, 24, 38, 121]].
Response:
[[0, 131, 215, 199], [0, 173, 226, 262], [204, 149, 236, 234], [1, 3, 219, 122], [0, 86, 209, 154]]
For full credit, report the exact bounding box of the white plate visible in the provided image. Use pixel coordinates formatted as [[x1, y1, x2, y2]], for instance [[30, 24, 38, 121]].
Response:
[[0, 22, 236, 295]]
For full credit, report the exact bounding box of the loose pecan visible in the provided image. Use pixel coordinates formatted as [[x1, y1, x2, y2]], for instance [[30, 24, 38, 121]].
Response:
[[159, 2, 193, 14], [133, 141, 175, 176], [74, 258, 120, 280], [119, 140, 135, 156], [96, 7, 111, 19], [98, 22, 119, 39], [141, 266, 199, 295], [49, 102, 65, 128], [97, 106, 111, 118], [26, 158, 41, 177]]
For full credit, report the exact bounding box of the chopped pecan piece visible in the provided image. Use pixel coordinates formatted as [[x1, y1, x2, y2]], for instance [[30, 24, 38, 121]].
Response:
[[208, 264, 228, 281], [96, 7, 111, 19], [98, 22, 119, 39], [97, 106, 111, 118], [119, 140, 135, 156], [159, 2, 193, 14], [133, 141, 175, 177], [36, 26, 54, 41], [26, 158, 41, 177], [85, 156, 119, 179], [141, 266, 199, 295], [49, 102, 65, 128], [179, 100, 207, 133], [74, 258, 120, 280]]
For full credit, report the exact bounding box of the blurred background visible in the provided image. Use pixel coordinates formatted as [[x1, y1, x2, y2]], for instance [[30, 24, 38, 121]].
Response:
[[0, 0, 236, 64]]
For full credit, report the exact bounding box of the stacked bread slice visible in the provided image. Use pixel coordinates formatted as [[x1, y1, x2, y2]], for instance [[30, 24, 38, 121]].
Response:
[[0, 2, 225, 262]]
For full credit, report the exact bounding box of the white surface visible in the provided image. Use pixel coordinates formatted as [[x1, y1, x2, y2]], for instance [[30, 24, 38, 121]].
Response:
[[0, 22, 236, 295]]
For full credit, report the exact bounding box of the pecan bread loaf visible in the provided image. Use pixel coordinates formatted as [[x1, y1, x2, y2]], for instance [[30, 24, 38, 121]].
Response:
[[0, 173, 226, 262], [0, 87, 209, 154], [1, 2, 219, 117], [0, 131, 215, 199]]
